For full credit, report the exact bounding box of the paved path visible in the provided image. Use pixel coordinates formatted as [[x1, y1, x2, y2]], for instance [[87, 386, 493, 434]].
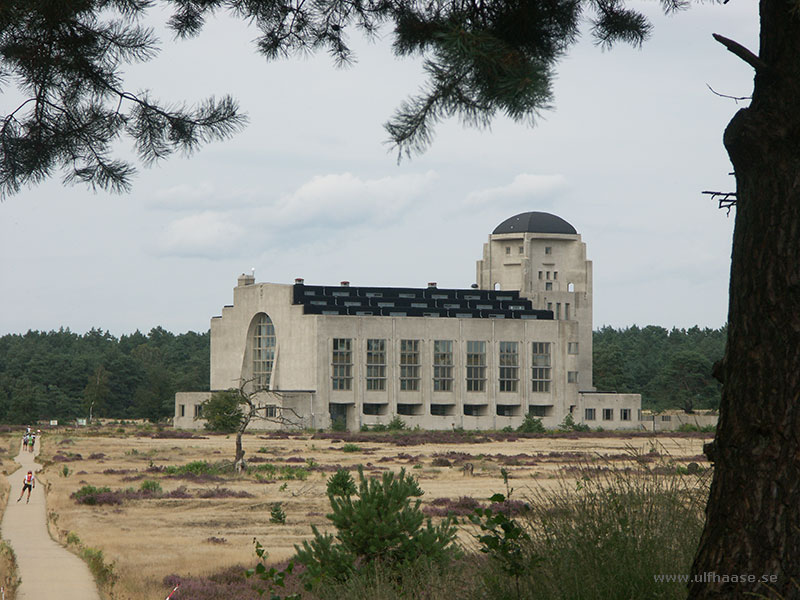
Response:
[[2, 439, 101, 600]]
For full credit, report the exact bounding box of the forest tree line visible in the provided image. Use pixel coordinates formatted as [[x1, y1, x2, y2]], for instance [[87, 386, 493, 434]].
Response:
[[0, 327, 209, 423], [0, 324, 724, 424]]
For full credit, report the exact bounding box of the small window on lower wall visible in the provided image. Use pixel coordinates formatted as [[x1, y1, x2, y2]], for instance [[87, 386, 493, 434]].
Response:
[[620, 408, 631, 421], [194, 404, 202, 418], [567, 371, 578, 383], [528, 405, 551, 417], [602, 408, 614, 421], [464, 404, 488, 417], [363, 403, 388, 416], [496, 405, 521, 417], [179, 404, 185, 417], [431, 404, 455, 416], [585, 408, 596, 421], [397, 404, 423, 416]]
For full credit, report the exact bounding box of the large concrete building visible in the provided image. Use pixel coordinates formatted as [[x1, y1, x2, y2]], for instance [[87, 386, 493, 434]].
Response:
[[174, 211, 640, 431]]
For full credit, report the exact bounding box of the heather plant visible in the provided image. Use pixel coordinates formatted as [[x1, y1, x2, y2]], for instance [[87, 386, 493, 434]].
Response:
[[341, 443, 360, 453], [294, 466, 458, 590], [71, 485, 113, 505]]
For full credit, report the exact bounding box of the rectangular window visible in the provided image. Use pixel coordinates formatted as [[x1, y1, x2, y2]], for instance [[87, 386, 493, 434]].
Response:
[[433, 340, 454, 392], [332, 338, 353, 390], [518, 246, 524, 254], [466, 341, 486, 392], [545, 282, 553, 291], [567, 371, 578, 383], [621, 408, 631, 421], [531, 342, 551, 392], [565, 303, 570, 320], [568, 342, 579, 354], [179, 404, 185, 417], [194, 404, 202, 418], [538, 271, 543, 279], [399, 339, 421, 391], [553, 271, 558, 280], [366, 339, 386, 391], [505, 246, 511, 255], [602, 408, 614, 421], [556, 303, 561, 319], [545, 246, 552, 255], [263, 405, 277, 418], [661, 415, 672, 422], [585, 408, 596, 421], [499, 341, 519, 392], [529, 405, 548, 417], [430, 404, 453, 416]]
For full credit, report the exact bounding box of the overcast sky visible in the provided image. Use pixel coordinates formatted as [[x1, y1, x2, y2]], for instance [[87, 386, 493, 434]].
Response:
[[0, 2, 758, 336]]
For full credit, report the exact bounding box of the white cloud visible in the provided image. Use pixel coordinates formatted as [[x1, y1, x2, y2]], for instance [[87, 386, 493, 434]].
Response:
[[157, 211, 246, 258], [466, 174, 568, 207], [265, 171, 439, 229]]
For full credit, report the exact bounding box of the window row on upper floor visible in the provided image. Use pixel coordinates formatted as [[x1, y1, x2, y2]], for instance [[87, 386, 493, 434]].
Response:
[[331, 338, 579, 393]]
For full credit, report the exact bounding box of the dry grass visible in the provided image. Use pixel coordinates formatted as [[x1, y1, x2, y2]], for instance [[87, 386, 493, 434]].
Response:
[[20, 426, 712, 599]]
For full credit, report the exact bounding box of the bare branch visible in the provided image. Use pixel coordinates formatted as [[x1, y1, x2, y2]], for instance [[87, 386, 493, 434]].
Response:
[[703, 190, 737, 215], [706, 84, 751, 103], [712, 33, 768, 73]]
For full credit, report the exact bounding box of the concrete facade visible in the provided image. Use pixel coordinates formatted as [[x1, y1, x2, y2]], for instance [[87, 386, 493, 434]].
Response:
[[174, 211, 641, 432]]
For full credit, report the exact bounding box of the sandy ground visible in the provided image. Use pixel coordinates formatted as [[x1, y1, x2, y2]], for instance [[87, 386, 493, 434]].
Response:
[[1, 440, 101, 600], [2, 428, 712, 599]]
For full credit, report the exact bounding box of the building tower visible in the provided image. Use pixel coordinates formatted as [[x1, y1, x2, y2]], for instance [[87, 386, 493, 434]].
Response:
[[476, 211, 594, 391]]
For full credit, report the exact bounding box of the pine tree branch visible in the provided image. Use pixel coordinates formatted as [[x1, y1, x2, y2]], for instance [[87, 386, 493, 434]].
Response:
[[712, 33, 768, 73]]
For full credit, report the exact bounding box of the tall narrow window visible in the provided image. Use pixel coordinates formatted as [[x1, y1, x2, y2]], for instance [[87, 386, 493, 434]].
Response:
[[568, 342, 579, 354], [433, 340, 454, 391], [253, 314, 276, 390], [531, 342, 551, 392], [556, 303, 561, 320], [332, 338, 352, 390], [565, 303, 571, 320], [366, 339, 386, 391], [499, 341, 519, 392], [400, 339, 421, 391], [466, 341, 486, 392]]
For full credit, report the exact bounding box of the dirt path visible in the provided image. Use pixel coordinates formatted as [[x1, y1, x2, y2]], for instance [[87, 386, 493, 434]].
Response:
[[2, 439, 101, 600]]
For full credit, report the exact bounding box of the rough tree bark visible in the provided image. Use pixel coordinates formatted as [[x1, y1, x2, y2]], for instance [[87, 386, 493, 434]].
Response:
[[689, 2, 800, 597]]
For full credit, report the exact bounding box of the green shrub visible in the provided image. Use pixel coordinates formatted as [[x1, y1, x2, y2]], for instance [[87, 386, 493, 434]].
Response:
[[269, 502, 287, 524], [517, 415, 546, 433], [294, 467, 458, 590], [387, 416, 406, 431], [327, 469, 357, 497], [72, 485, 112, 505], [200, 390, 243, 433], [341, 443, 360, 453], [139, 480, 162, 494], [81, 547, 117, 588], [331, 416, 347, 432], [66, 531, 81, 545], [558, 413, 590, 432]]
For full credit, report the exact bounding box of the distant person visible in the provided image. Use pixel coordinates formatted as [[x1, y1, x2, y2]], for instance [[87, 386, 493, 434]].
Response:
[[17, 471, 35, 503]]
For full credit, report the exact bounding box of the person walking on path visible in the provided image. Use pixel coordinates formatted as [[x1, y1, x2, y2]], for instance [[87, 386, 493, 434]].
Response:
[[17, 471, 35, 503]]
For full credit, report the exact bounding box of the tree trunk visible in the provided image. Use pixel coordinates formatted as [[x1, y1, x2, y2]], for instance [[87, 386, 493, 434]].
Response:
[[689, 2, 800, 597], [234, 412, 251, 473]]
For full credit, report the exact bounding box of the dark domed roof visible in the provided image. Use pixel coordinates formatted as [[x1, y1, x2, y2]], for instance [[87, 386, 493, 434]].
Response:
[[492, 212, 577, 235]]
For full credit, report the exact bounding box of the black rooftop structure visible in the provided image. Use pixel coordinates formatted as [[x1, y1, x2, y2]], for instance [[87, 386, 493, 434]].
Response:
[[293, 283, 552, 320], [492, 211, 577, 235]]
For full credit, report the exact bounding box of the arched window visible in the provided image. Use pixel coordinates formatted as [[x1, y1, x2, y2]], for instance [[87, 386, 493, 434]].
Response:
[[252, 314, 276, 390], [568, 282, 575, 293]]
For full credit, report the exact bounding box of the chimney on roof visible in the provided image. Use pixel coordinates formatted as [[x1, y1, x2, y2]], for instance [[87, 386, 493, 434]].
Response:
[[295, 278, 305, 285], [341, 281, 350, 287], [428, 282, 437, 288]]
